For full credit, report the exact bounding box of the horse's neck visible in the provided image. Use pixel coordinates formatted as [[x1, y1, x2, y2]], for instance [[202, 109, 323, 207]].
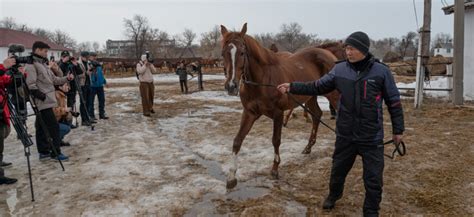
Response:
[[245, 39, 276, 84]]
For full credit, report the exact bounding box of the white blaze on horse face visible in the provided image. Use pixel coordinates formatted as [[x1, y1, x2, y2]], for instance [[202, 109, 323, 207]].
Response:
[[229, 43, 237, 85]]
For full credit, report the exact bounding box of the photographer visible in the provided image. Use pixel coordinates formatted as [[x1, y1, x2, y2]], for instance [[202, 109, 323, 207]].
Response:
[[0, 57, 19, 185], [136, 54, 156, 117], [77, 51, 94, 126], [53, 83, 74, 147], [88, 52, 109, 120], [58, 51, 83, 128], [176, 62, 188, 94], [25, 41, 74, 161]]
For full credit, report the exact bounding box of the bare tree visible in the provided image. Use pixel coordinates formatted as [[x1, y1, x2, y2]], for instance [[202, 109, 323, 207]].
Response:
[[92, 42, 101, 52], [77, 42, 93, 52], [123, 14, 158, 58], [0, 17, 17, 29], [397, 31, 418, 59], [200, 25, 221, 58], [177, 28, 197, 57], [254, 33, 276, 49], [275, 22, 317, 52], [33, 28, 54, 41], [51, 29, 77, 49], [181, 28, 196, 47]]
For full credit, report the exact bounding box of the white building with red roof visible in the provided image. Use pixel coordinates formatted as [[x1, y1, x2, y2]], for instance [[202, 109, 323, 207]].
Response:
[[0, 28, 73, 61]]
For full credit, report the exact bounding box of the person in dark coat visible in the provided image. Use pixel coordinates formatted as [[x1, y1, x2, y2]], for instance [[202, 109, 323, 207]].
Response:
[[176, 62, 188, 94], [278, 31, 404, 217]]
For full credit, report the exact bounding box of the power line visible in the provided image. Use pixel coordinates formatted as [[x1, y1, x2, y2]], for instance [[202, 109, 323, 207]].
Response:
[[413, 0, 420, 30]]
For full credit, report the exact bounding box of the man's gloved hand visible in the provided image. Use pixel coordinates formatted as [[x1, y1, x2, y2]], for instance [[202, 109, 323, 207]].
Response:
[[30, 89, 46, 101]]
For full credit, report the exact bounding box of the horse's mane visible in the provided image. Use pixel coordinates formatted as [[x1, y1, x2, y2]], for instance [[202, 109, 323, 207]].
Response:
[[243, 35, 278, 65]]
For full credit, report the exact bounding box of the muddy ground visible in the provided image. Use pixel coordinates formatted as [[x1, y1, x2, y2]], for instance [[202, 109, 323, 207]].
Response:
[[0, 74, 472, 216]]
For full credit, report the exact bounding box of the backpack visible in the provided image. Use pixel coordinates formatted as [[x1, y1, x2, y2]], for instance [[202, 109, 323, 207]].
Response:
[[135, 62, 142, 80]]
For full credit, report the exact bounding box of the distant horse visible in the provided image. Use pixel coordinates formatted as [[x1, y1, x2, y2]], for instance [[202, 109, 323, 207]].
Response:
[[221, 23, 339, 189]]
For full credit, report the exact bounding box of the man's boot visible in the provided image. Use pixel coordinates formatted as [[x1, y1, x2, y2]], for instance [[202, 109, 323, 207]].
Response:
[[322, 194, 342, 210]]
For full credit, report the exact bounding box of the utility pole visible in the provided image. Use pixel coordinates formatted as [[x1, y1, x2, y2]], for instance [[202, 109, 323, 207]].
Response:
[[414, 0, 432, 109], [453, 0, 465, 105]]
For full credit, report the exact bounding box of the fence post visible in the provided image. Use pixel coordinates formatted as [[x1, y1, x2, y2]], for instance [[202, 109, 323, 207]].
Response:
[[446, 64, 453, 101]]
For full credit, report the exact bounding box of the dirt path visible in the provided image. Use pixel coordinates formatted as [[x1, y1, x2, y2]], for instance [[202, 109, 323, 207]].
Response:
[[0, 78, 472, 216]]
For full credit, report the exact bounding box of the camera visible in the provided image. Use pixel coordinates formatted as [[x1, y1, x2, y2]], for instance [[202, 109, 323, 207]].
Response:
[[7, 44, 32, 71], [145, 51, 154, 63], [87, 60, 101, 71]]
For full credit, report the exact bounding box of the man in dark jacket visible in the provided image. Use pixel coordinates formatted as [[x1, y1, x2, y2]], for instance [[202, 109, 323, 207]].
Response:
[[58, 51, 83, 128], [176, 62, 188, 94], [278, 31, 404, 216]]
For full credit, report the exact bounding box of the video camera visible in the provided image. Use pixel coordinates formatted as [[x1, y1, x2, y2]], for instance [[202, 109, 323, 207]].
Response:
[[7, 44, 32, 74], [145, 51, 154, 63]]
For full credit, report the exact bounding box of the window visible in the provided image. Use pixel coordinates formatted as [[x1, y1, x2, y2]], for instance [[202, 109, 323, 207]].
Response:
[[447, 48, 451, 53]]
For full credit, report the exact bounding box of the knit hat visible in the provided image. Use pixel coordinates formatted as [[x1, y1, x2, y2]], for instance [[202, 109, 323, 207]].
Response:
[[344, 31, 370, 55]]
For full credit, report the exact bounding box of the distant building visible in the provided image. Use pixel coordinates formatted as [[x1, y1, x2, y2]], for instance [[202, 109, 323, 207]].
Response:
[[433, 41, 453, 57], [0, 28, 72, 61]]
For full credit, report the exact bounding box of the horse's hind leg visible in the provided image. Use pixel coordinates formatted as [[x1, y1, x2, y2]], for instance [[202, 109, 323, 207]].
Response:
[[325, 91, 340, 119], [283, 108, 294, 127], [271, 110, 284, 179], [302, 96, 322, 154], [227, 110, 260, 189]]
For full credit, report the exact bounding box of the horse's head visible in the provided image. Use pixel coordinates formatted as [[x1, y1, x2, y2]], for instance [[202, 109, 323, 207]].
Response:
[[220, 23, 248, 96]]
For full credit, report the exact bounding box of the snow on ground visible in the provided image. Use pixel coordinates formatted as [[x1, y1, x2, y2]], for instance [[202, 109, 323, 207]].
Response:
[[0, 82, 334, 216], [397, 76, 453, 99], [107, 73, 225, 84]]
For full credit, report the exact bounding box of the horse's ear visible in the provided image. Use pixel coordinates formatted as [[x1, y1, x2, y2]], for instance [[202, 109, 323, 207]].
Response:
[[240, 23, 247, 36], [220, 25, 229, 36]]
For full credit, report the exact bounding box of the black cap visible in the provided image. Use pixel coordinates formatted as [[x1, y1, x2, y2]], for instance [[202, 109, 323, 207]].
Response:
[[344, 31, 370, 55], [80, 51, 90, 57], [32, 41, 50, 51], [61, 51, 70, 57]]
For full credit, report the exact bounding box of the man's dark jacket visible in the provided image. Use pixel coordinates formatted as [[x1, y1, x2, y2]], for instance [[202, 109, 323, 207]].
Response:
[[290, 55, 404, 144]]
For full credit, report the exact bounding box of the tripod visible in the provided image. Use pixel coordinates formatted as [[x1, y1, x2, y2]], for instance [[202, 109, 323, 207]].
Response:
[[68, 64, 95, 131]]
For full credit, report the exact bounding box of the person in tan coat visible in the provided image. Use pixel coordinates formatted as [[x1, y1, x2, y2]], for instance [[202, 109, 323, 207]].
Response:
[[53, 83, 72, 147], [136, 54, 156, 117], [25, 41, 74, 161]]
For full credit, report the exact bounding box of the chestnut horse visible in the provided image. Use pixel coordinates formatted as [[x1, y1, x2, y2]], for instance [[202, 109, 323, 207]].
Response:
[[283, 42, 345, 126], [221, 23, 339, 189]]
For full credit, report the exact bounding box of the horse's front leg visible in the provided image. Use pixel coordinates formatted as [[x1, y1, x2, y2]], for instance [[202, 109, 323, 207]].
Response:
[[303, 96, 322, 154], [227, 109, 260, 189], [271, 110, 284, 179]]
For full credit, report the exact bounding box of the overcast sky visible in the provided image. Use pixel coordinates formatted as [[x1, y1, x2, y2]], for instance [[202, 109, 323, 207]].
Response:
[[1, 0, 455, 46]]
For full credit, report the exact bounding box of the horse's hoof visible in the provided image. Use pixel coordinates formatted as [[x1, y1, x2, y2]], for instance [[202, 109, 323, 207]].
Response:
[[226, 178, 237, 189], [271, 170, 279, 179], [302, 147, 312, 154]]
